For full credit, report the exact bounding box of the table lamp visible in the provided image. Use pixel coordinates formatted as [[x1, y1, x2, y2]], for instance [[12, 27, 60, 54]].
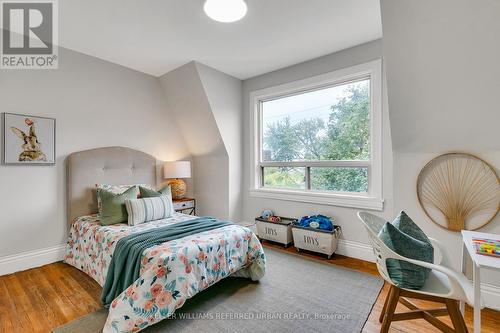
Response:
[[164, 161, 191, 199]]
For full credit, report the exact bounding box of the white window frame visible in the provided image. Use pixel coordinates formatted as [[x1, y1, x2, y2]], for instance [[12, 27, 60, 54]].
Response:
[[249, 59, 384, 211]]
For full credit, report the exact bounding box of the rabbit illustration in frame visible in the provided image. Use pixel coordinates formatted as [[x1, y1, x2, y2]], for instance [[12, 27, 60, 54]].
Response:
[[3, 113, 55, 165]]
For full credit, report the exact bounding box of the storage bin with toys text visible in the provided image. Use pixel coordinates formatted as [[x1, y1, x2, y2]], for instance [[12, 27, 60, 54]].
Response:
[[255, 210, 297, 247], [291, 215, 341, 259]]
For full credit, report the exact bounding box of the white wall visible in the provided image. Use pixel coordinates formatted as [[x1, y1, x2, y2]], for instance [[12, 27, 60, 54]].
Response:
[[0, 47, 190, 260], [159, 62, 243, 221], [381, 0, 500, 308], [159, 62, 229, 219], [241, 40, 394, 257], [196, 63, 243, 221]]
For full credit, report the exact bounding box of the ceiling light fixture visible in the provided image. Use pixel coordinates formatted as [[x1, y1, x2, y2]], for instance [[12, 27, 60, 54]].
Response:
[[204, 0, 248, 23]]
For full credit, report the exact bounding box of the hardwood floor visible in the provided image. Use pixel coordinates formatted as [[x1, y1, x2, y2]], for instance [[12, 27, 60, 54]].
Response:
[[0, 242, 499, 333], [0, 262, 102, 332]]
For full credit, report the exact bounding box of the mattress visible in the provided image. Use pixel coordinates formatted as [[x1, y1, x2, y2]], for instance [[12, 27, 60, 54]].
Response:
[[64, 213, 266, 333]]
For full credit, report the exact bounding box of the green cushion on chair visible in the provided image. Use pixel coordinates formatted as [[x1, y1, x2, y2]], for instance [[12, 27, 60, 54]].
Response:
[[393, 211, 430, 244], [99, 186, 138, 225], [139, 185, 172, 198], [378, 211, 434, 290]]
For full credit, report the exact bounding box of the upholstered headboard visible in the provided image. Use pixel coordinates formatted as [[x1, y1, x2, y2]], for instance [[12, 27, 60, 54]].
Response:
[[66, 146, 158, 224]]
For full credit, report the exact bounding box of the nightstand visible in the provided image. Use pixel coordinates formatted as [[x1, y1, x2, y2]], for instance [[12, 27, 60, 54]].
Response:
[[173, 198, 196, 215]]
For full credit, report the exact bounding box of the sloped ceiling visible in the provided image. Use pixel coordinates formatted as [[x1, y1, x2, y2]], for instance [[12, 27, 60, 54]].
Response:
[[159, 62, 227, 157], [381, 0, 500, 152], [196, 62, 242, 160]]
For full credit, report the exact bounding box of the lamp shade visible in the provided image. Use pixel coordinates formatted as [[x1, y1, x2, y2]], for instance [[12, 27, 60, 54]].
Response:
[[164, 161, 191, 179]]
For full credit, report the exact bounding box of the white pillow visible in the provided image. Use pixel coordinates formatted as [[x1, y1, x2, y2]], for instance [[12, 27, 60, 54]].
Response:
[[125, 195, 174, 226]]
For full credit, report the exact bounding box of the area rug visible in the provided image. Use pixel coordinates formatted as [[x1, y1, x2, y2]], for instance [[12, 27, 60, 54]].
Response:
[[54, 248, 383, 333]]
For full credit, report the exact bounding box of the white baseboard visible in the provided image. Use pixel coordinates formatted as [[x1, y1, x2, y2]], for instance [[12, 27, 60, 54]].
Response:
[[336, 239, 375, 262], [0, 243, 67, 276], [235, 221, 257, 234]]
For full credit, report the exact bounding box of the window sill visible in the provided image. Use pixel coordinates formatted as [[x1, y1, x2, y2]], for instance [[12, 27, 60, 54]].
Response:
[[248, 188, 384, 211]]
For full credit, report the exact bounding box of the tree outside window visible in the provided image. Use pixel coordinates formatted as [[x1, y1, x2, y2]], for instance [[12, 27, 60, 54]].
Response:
[[261, 79, 370, 193]]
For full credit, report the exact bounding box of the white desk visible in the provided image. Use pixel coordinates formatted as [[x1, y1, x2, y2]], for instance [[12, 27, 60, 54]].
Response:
[[460, 230, 500, 333]]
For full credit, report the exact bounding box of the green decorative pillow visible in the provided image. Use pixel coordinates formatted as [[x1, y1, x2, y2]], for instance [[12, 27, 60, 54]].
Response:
[[99, 186, 138, 225], [393, 211, 430, 244], [96, 184, 148, 215], [139, 185, 172, 198], [378, 211, 434, 290]]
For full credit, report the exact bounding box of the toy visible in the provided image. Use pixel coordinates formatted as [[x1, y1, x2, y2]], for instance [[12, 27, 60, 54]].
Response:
[[298, 215, 335, 231], [259, 210, 283, 223], [260, 209, 274, 220], [309, 221, 320, 229], [268, 216, 281, 222], [473, 238, 500, 258]]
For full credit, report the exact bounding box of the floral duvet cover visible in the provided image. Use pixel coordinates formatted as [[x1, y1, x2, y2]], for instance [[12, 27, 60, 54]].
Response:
[[64, 213, 266, 333]]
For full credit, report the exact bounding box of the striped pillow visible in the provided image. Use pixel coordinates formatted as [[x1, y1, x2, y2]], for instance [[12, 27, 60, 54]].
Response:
[[125, 195, 174, 226]]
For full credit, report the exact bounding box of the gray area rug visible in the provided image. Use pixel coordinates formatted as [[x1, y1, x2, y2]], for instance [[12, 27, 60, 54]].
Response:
[[54, 249, 383, 333]]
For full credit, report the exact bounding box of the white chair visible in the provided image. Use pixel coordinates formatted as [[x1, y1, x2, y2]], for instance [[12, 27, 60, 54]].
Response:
[[358, 211, 475, 333]]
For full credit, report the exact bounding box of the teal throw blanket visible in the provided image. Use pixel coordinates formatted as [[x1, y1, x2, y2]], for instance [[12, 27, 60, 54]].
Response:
[[101, 217, 233, 307]]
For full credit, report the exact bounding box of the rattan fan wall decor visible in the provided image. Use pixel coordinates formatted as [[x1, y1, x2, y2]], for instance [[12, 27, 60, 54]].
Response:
[[417, 153, 500, 231]]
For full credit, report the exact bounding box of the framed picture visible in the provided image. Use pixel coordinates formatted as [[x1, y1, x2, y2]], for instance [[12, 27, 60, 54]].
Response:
[[3, 113, 56, 165]]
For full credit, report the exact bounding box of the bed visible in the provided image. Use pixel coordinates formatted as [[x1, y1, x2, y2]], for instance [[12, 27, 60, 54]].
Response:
[[64, 147, 266, 333]]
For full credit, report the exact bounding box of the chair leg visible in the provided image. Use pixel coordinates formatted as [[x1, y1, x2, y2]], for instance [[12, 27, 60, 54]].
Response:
[[380, 285, 400, 333], [379, 285, 391, 323], [446, 299, 469, 333]]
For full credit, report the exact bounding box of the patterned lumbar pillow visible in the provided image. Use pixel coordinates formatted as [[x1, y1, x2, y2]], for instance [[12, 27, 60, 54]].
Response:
[[99, 186, 138, 225], [139, 185, 172, 198], [378, 211, 434, 290], [125, 195, 174, 226]]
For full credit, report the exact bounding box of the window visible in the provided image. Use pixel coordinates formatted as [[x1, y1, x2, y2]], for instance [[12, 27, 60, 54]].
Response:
[[250, 60, 383, 210]]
